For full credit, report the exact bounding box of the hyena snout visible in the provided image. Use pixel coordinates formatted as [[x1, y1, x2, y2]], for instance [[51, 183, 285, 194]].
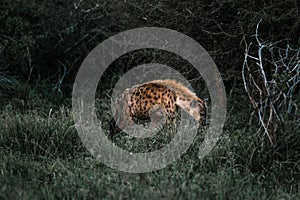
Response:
[[190, 99, 208, 126]]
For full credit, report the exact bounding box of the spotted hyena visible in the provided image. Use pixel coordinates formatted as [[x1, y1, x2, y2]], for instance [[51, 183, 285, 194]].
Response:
[[109, 79, 207, 138]]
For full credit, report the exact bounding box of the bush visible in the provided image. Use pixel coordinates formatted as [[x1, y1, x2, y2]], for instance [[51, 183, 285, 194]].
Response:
[[242, 20, 300, 164]]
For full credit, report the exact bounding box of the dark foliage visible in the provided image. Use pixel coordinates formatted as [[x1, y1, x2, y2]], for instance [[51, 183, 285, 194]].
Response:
[[1, 0, 299, 96]]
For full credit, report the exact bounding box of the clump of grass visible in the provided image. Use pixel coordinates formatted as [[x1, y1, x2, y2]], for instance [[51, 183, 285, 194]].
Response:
[[0, 106, 86, 159]]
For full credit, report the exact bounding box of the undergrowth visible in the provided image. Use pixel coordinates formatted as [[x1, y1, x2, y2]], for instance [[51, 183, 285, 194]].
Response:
[[0, 97, 299, 199]]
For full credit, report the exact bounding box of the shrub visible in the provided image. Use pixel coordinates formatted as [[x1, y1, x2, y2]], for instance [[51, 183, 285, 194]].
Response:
[[242, 20, 300, 163]]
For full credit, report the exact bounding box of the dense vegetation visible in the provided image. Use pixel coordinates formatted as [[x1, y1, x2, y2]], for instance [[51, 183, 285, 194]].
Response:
[[0, 0, 299, 199]]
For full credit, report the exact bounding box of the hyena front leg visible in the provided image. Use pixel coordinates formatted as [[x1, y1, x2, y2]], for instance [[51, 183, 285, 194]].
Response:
[[148, 104, 167, 132], [109, 105, 134, 140]]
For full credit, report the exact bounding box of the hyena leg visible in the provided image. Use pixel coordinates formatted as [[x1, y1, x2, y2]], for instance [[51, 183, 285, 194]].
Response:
[[109, 107, 133, 140], [109, 117, 120, 140], [165, 110, 177, 134], [148, 104, 166, 131]]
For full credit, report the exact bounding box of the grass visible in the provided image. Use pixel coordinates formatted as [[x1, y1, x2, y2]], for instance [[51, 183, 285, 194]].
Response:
[[0, 98, 299, 199]]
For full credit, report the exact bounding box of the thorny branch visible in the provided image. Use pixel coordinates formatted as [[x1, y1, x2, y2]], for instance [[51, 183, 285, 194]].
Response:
[[242, 19, 300, 149]]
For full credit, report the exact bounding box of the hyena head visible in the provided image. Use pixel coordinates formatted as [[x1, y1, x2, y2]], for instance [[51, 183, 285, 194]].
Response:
[[189, 99, 207, 126], [177, 97, 207, 126]]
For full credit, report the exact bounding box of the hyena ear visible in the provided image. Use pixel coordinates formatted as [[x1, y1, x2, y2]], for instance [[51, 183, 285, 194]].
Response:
[[190, 100, 199, 107]]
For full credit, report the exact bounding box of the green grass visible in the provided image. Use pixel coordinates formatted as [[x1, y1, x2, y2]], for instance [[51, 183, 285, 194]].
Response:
[[0, 99, 299, 199]]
